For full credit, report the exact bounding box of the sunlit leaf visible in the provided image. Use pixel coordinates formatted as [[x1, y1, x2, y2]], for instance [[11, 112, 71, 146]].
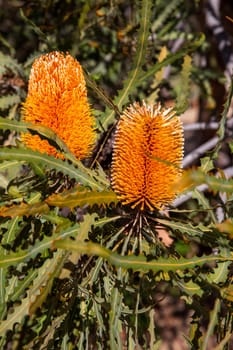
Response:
[[55, 239, 233, 273], [216, 220, 233, 239], [46, 187, 118, 209]]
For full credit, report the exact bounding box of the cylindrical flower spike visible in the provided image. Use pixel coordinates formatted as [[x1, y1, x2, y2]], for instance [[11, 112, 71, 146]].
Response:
[[111, 102, 184, 211], [21, 51, 95, 159]]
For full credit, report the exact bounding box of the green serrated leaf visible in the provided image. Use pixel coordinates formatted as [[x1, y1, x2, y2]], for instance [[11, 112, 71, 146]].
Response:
[[109, 287, 123, 349], [37, 314, 67, 349], [0, 117, 76, 159], [0, 217, 23, 318], [29, 250, 67, 315], [46, 187, 118, 209], [0, 202, 49, 218], [176, 279, 203, 297], [0, 147, 107, 190], [209, 248, 231, 284], [156, 218, 211, 238], [152, 0, 183, 32], [7, 269, 38, 303], [0, 189, 118, 217], [55, 239, 233, 273], [0, 222, 79, 268], [0, 250, 66, 333], [2, 217, 22, 244], [192, 189, 216, 223], [78, 213, 98, 242], [0, 212, 103, 269]]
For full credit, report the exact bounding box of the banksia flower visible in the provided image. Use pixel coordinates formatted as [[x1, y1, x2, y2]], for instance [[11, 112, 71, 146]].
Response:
[[21, 51, 95, 159], [111, 102, 184, 211]]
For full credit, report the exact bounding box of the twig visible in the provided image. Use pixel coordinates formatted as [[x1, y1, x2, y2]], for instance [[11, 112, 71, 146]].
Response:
[[182, 136, 219, 168], [184, 122, 218, 131], [182, 115, 233, 168], [183, 118, 233, 131]]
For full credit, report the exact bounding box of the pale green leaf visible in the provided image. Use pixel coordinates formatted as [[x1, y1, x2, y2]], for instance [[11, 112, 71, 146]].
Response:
[[156, 218, 211, 239], [46, 187, 118, 209], [0, 51, 23, 76], [0, 94, 21, 110], [200, 157, 214, 173], [0, 147, 107, 190], [54, 239, 233, 273]]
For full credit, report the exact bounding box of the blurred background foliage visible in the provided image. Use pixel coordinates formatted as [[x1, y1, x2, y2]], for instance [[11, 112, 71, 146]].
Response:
[[0, 0, 233, 349]]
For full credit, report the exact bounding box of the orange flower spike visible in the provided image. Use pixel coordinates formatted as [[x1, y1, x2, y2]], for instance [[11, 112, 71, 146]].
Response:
[[21, 51, 95, 159], [111, 102, 184, 211]]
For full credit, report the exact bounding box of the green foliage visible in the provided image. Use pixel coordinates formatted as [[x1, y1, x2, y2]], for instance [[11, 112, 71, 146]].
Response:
[[179, 169, 233, 193], [55, 239, 233, 272], [174, 55, 192, 114], [0, 52, 23, 76], [0, 1, 233, 349], [0, 94, 21, 110], [100, 0, 153, 129], [0, 147, 108, 190], [152, 0, 184, 32], [46, 187, 118, 209]]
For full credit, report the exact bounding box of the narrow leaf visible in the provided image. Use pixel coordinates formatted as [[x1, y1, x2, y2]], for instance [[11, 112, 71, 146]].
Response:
[[0, 202, 49, 218], [0, 213, 105, 268], [46, 187, 118, 209], [156, 218, 210, 238], [175, 54, 192, 114], [54, 239, 233, 273], [0, 223, 79, 268], [0, 147, 107, 190], [209, 248, 231, 284], [0, 117, 71, 157], [0, 250, 66, 333], [152, 0, 183, 32], [176, 169, 233, 193]]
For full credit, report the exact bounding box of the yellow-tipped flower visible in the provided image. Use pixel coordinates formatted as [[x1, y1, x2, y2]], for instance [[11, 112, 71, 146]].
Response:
[[21, 51, 95, 159], [111, 102, 184, 211]]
